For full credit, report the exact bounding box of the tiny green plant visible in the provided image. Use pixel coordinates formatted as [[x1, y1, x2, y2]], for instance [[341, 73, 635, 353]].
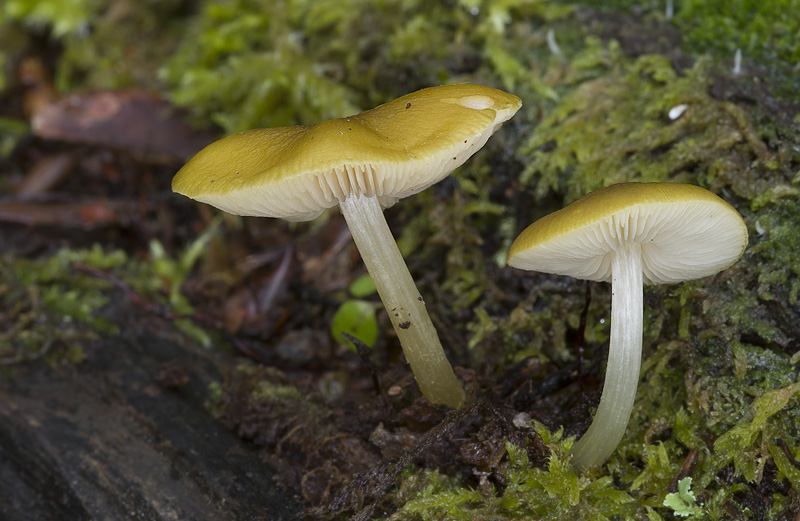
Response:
[[347, 273, 377, 298], [330, 275, 379, 353], [148, 216, 222, 346], [663, 477, 702, 518]]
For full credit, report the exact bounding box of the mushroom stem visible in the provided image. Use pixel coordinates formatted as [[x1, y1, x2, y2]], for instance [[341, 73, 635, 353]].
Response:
[[339, 192, 465, 408], [572, 242, 643, 470]]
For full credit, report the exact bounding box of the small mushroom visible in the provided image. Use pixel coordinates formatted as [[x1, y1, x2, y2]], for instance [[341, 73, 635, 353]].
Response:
[[507, 182, 747, 470], [173, 84, 522, 408]]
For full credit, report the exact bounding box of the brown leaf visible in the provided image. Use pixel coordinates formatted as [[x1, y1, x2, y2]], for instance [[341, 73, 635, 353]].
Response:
[[32, 90, 216, 163], [0, 199, 132, 228]]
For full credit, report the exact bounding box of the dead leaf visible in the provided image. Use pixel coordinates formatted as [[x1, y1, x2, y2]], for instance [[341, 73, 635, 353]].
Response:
[[32, 90, 216, 163]]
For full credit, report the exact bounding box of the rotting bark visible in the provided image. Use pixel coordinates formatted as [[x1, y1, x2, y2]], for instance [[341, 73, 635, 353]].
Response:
[[0, 306, 300, 521]]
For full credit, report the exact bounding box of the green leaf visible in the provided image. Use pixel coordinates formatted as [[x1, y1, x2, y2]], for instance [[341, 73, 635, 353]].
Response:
[[330, 300, 378, 352], [348, 273, 376, 298]]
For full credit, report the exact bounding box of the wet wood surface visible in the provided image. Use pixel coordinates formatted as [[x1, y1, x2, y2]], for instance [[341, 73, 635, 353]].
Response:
[[0, 307, 300, 521]]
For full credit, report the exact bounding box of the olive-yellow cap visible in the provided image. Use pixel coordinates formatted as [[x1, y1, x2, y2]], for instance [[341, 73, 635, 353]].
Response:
[[173, 84, 521, 221], [507, 182, 748, 284]]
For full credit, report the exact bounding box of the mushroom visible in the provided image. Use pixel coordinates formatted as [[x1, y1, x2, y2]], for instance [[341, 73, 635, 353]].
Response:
[[173, 84, 522, 408], [506, 182, 748, 469]]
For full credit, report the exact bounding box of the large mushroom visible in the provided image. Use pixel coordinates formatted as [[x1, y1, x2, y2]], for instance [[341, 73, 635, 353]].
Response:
[[507, 182, 747, 469], [173, 84, 522, 408]]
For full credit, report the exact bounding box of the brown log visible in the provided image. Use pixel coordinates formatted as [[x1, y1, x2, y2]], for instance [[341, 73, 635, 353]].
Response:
[[0, 314, 300, 521]]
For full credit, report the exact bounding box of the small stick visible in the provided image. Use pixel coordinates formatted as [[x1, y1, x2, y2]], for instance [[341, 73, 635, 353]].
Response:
[[343, 332, 388, 405]]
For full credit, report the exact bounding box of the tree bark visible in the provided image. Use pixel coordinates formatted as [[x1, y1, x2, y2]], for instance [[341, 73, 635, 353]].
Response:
[[0, 311, 299, 521]]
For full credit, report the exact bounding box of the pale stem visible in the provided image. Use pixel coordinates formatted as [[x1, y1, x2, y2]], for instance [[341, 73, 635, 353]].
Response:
[[338, 193, 465, 408], [571, 243, 643, 471]]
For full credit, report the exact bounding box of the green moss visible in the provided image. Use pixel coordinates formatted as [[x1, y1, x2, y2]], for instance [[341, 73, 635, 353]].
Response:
[[552, 0, 657, 13], [676, 0, 800, 67], [1, 0, 187, 92], [0, 245, 122, 366], [0, 222, 226, 366], [713, 382, 800, 482], [253, 378, 305, 402], [160, 0, 362, 132], [517, 54, 762, 204], [467, 289, 596, 365], [560, 0, 800, 101], [389, 13, 800, 519], [382, 21, 795, 517], [2, 0, 95, 38], [205, 363, 311, 418], [748, 198, 800, 304], [383, 40, 799, 511], [160, 0, 574, 134], [393, 434, 636, 520]]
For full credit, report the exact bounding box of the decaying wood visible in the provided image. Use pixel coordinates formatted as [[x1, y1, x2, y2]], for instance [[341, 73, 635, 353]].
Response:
[[0, 308, 300, 521]]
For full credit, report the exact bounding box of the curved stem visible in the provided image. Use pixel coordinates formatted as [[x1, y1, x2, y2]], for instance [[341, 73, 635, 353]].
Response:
[[339, 193, 465, 408], [571, 243, 643, 471]]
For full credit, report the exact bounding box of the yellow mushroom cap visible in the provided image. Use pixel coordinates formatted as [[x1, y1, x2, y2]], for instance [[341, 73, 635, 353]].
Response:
[[507, 182, 748, 284], [172, 84, 522, 221]]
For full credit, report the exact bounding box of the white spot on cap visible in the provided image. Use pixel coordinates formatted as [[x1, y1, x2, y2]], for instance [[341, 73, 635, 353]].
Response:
[[458, 95, 494, 110]]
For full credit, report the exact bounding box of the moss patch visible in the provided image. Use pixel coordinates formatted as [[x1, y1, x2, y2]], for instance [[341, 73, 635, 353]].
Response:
[[0, 245, 121, 366]]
